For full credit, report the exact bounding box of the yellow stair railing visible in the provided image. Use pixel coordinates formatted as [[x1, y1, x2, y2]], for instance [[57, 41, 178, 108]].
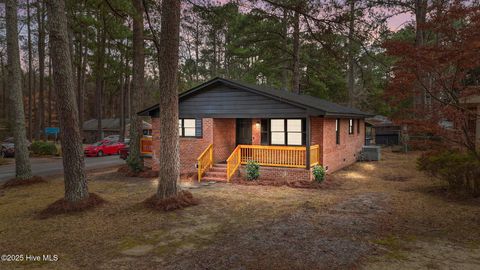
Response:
[[226, 145, 241, 182], [197, 144, 213, 182]]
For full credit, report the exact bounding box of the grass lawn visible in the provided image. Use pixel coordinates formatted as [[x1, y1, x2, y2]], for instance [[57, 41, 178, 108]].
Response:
[[0, 150, 479, 269]]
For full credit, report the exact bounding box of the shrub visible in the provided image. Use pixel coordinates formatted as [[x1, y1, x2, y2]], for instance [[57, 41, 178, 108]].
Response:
[[417, 150, 480, 197], [312, 165, 326, 183], [30, 141, 58, 156], [245, 160, 260, 181]]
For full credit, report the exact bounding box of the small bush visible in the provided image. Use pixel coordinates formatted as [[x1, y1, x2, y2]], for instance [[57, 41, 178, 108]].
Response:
[[127, 156, 143, 173], [30, 141, 58, 156], [417, 150, 480, 197], [246, 160, 260, 181], [312, 165, 326, 183]]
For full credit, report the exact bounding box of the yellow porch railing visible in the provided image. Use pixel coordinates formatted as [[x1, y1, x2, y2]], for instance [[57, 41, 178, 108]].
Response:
[[226, 144, 320, 181], [226, 145, 241, 181], [310, 145, 320, 166], [197, 144, 213, 182], [140, 137, 153, 155]]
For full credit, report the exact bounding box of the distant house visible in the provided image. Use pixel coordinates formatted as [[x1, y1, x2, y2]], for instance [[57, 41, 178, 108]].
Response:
[[82, 118, 152, 143], [138, 77, 372, 182], [365, 115, 401, 146]]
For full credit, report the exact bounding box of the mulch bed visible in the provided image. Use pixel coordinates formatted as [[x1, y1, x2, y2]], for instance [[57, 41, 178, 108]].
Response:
[[1, 176, 47, 189], [231, 176, 341, 189], [38, 193, 106, 219], [117, 165, 159, 178], [144, 191, 199, 211]]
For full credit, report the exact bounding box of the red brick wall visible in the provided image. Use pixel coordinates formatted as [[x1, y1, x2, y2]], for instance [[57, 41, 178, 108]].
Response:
[[213, 118, 236, 162], [310, 116, 365, 173], [148, 118, 214, 175], [237, 165, 311, 181], [252, 118, 261, 145]]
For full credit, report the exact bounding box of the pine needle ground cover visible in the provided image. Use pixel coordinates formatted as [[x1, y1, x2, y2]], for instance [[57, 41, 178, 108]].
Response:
[[0, 152, 479, 269]]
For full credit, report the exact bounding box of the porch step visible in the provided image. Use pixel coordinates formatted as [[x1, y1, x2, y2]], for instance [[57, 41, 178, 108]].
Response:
[[201, 176, 227, 182], [201, 163, 228, 182]]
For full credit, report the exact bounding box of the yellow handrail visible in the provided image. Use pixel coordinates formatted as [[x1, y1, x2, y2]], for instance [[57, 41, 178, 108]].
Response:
[[197, 144, 213, 182], [225, 144, 321, 181], [140, 137, 153, 155], [238, 144, 311, 168], [226, 145, 241, 182], [310, 145, 320, 166]]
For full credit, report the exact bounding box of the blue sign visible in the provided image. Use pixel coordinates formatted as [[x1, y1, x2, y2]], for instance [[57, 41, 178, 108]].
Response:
[[44, 127, 60, 135]]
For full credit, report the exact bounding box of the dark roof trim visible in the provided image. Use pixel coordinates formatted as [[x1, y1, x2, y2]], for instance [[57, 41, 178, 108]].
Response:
[[138, 77, 373, 118]]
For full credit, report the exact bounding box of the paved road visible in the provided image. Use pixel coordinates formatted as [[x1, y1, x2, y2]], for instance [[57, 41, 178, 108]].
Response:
[[0, 155, 124, 182]]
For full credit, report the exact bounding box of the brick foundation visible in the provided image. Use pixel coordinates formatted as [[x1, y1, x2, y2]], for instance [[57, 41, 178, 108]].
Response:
[[237, 165, 312, 182]]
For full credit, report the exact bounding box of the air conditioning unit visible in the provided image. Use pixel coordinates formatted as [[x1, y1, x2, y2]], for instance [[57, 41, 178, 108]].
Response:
[[361, 145, 381, 161]]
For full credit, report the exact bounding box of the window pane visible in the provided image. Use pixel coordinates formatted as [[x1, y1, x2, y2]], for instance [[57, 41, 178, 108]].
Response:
[[271, 132, 285, 144], [184, 127, 196, 136], [179, 127, 182, 135], [178, 119, 182, 128], [271, 119, 284, 131], [287, 119, 302, 132], [184, 119, 196, 128], [335, 119, 339, 131], [287, 132, 302, 145]]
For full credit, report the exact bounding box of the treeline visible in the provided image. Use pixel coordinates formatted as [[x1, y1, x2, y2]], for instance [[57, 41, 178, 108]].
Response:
[[0, 0, 429, 141]]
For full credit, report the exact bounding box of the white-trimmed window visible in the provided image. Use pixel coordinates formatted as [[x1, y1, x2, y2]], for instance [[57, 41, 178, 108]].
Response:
[[179, 119, 196, 137], [270, 119, 304, 146], [349, 119, 354, 134]]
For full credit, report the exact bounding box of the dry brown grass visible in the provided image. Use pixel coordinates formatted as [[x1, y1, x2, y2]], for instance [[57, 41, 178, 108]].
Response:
[[0, 150, 479, 269], [1, 176, 47, 189]]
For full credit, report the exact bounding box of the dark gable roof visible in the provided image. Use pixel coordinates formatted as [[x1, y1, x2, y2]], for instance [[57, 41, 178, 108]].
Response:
[[138, 77, 373, 118]]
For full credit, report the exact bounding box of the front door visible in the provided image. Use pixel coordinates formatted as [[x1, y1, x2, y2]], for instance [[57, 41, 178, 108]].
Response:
[[236, 119, 252, 145]]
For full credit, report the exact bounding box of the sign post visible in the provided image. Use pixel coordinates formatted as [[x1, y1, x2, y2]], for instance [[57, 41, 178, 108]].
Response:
[[44, 127, 60, 142]]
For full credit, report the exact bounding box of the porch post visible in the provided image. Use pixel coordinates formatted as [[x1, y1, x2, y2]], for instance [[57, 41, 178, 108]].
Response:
[[306, 116, 311, 170]]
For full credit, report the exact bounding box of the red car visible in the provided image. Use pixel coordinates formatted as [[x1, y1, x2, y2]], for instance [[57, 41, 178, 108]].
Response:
[[84, 140, 126, 157]]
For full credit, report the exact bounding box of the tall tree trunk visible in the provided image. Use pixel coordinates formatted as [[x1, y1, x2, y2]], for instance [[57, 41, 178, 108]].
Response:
[[95, 13, 106, 141], [282, 8, 289, 91], [6, 0, 33, 180], [291, 9, 300, 94], [347, 0, 355, 107], [414, 0, 428, 111], [156, 0, 181, 199], [128, 0, 145, 171], [46, 0, 89, 202], [1, 55, 6, 120], [48, 56, 52, 127], [120, 45, 129, 143], [36, 0, 46, 140], [27, 0, 34, 140]]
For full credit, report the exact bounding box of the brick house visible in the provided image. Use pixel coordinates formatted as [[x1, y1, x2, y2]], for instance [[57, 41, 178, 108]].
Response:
[[139, 77, 372, 182]]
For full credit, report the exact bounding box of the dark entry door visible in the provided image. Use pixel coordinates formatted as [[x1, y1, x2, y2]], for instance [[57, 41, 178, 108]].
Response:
[[236, 119, 252, 145]]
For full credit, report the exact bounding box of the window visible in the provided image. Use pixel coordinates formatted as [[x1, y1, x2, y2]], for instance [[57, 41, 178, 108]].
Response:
[[336, 119, 340, 144], [270, 119, 285, 145], [349, 119, 354, 134], [179, 119, 196, 137], [261, 119, 270, 145], [270, 119, 305, 146], [357, 119, 360, 134]]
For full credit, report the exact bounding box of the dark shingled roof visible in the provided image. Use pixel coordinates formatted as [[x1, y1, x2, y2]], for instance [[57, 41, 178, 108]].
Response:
[[139, 77, 373, 117]]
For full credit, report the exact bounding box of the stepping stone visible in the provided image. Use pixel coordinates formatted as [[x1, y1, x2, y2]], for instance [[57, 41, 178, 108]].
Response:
[[121, 245, 154, 256]]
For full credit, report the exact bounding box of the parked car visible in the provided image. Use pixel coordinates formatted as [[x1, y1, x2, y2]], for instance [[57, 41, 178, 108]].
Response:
[[119, 144, 129, 160], [84, 140, 126, 157], [1, 137, 31, 158]]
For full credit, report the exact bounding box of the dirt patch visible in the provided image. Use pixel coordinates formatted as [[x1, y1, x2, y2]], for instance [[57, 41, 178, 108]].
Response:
[[232, 176, 341, 190], [118, 165, 159, 178], [38, 193, 107, 219], [144, 191, 199, 211], [1, 176, 47, 189]]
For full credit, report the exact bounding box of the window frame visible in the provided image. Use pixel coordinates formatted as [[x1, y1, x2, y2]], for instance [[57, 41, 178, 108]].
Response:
[[179, 118, 197, 137], [269, 118, 305, 146], [336, 119, 341, 145], [349, 119, 354, 135], [357, 119, 360, 134]]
